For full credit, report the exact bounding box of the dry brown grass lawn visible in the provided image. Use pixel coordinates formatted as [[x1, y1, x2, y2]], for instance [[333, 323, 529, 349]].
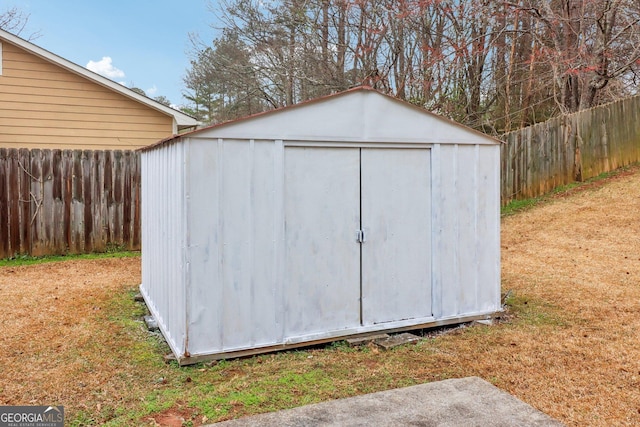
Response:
[[0, 258, 146, 416], [0, 166, 639, 426]]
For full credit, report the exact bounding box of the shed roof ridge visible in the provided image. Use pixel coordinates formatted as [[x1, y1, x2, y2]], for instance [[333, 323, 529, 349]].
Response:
[[141, 86, 502, 152]]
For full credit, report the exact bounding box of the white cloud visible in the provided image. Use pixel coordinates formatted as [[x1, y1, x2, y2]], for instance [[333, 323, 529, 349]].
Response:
[[86, 57, 125, 80], [146, 85, 158, 96]]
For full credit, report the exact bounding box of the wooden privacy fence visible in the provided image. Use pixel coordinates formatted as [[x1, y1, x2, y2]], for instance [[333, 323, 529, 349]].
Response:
[[0, 148, 140, 258], [2, 96, 640, 257], [501, 95, 640, 204]]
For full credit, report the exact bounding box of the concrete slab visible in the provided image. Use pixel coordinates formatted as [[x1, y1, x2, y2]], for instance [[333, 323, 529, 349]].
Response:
[[210, 377, 564, 427], [374, 332, 421, 350], [346, 333, 389, 347], [143, 315, 159, 331]]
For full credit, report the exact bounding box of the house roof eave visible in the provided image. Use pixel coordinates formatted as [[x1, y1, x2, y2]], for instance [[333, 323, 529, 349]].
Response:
[[0, 28, 199, 127]]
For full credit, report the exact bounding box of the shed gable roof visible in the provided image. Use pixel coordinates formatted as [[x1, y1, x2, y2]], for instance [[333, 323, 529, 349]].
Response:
[[146, 86, 500, 151], [0, 28, 198, 130]]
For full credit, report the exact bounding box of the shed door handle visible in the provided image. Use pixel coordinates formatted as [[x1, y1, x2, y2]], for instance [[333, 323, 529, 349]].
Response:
[[356, 229, 366, 244]]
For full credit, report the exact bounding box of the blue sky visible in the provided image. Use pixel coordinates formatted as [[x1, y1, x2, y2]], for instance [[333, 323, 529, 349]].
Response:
[[5, 0, 221, 107]]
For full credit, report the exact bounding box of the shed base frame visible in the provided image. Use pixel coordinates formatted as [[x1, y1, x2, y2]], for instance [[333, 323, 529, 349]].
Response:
[[139, 284, 501, 366], [173, 313, 500, 366]]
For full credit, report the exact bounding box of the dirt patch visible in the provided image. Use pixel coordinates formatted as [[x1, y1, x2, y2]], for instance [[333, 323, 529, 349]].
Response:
[[1, 167, 640, 426], [149, 404, 205, 426], [551, 164, 639, 199]]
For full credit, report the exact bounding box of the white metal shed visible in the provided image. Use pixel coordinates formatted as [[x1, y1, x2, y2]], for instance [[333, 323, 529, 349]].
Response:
[[140, 87, 502, 365]]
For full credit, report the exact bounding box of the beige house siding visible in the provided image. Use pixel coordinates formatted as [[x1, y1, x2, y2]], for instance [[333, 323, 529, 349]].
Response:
[[0, 41, 174, 150]]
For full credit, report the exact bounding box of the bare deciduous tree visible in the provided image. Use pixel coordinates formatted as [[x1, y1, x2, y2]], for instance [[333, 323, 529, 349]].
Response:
[[0, 6, 39, 39], [184, 0, 640, 131]]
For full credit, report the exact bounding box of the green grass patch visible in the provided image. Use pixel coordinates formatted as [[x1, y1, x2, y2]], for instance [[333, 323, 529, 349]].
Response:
[[188, 367, 339, 419], [89, 289, 367, 425], [104, 289, 171, 366], [68, 411, 97, 427], [501, 197, 541, 216], [501, 180, 583, 216], [0, 250, 140, 267], [75, 283, 575, 425], [503, 292, 567, 327]]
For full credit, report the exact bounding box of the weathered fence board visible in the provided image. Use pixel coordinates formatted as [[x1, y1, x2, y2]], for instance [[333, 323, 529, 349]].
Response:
[[501, 95, 640, 204], [0, 148, 140, 258]]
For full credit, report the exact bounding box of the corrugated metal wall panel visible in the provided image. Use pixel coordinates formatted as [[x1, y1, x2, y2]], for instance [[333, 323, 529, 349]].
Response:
[[184, 139, 221, 353], [249, 140, 280, 346], [220, 141, 254, 349], [430, 144, 443, 320], [456, 145, 480, 314], [435, 144, 501, 318], [186, 139, 283, 355], [220, 141, 264, 349], [141, 142, 186, 356], [476, 145, 501, 312], [437, 144, 460, 317]]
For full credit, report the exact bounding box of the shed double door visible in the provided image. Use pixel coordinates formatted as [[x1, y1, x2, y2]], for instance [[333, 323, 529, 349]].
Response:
[[284, 147, 432, 336]]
